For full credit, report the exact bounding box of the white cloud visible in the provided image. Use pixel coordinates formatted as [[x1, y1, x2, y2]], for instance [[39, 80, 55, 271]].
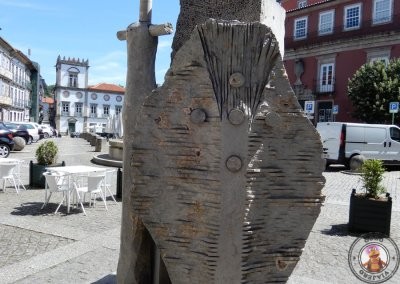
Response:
[[91, 51, 126, 65], [156, 67, 169, 85], [88, 74, 126, 86], [88, 51, 127, 86], [87, 47, 174, 86], [158, 38, 173, 50]]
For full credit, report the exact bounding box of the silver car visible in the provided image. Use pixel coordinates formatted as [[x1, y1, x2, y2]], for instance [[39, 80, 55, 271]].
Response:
[[14, 122, 41, 142], [39, 124, 54, 138]]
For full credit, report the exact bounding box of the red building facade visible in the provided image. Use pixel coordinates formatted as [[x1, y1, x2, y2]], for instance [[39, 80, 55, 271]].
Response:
[[281, 0, 400, 124]]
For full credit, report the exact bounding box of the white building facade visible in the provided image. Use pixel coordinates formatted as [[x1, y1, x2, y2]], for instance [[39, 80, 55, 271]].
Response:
[[0, 37, 38, 122], [54, 56, 125, 135]]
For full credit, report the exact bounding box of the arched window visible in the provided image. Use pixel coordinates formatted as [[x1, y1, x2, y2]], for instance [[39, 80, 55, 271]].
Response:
[[67, 67, 80, 88]]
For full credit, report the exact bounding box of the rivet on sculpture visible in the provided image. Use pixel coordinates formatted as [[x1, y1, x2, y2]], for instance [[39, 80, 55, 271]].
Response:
[[117, 1, 325, 283]]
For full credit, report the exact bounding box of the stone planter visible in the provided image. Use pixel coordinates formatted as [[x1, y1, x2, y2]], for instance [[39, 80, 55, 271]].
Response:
[[29, 161, 66, 188], [348, 189, 392, 236]]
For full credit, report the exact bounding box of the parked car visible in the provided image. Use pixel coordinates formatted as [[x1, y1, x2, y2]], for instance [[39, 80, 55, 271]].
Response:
[[2, 122, 31, 144], [13, 122, 40, 142], [39, 124, 54, 138], [317, 122, 400, 169], [32, 122, 44, 139], [70, 132, 80, 138], [0, 123, 15, 157]]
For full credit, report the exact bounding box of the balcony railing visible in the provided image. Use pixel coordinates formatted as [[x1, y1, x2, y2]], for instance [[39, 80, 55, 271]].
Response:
[[12, 100, 29, 109], [0, 66, 13, 81], [74, 112, 83, 117], [89, 113, 98, 118], [61, 111, 70, 116], [313, 78, 336, 96], [0, 95, 12, 106], [285, 13, 400, 49]]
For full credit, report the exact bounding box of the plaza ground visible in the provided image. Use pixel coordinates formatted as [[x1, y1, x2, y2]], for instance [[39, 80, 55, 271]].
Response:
[[0, 137, 399, 283]]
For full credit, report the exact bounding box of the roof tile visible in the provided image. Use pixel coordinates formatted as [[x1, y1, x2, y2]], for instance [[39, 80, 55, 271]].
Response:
[[88, 83, 125, 93]]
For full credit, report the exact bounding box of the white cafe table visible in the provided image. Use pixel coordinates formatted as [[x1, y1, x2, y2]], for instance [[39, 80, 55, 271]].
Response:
[[45, 165, 107, 213], [46, 165, 107, 175]]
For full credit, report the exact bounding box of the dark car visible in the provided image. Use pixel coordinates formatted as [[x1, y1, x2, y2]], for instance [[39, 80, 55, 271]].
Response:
[[0, 123, 15, 158], [3, 122, 32, 144]]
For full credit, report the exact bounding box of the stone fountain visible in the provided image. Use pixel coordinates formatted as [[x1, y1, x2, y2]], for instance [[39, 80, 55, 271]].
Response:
[[92, 139, 123, 168]]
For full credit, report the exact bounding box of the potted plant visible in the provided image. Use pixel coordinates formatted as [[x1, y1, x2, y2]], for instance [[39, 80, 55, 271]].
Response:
[[348, 159, 392, 236], [29, 140, 65, 188]]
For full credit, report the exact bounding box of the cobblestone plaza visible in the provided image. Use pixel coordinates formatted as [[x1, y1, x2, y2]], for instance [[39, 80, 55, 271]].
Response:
[[0, 137, 399, 283]]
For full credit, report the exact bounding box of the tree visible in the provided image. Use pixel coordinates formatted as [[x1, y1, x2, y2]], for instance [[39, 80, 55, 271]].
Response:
[[348, 59, 400, 124], [46, 84, 55, 97]]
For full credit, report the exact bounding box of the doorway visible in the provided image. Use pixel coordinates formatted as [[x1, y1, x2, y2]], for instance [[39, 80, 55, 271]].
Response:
[[68, 122, 76, 134], [317, 101, 333, 122]]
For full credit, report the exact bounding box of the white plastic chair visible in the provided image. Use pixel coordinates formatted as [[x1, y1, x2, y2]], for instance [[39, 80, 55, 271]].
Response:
[[0, 162, 19, 194], [13, 160, 27, 191], [103, 168, 117, 203], [41, 171, 71, 214], [73, 172, 108, 215]]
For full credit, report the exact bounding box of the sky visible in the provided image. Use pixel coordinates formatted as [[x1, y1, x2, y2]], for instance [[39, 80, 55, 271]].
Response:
[[0, 0, 180, 86]]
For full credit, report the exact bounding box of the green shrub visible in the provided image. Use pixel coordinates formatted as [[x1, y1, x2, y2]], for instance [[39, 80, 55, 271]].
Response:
[[36, 140, 58, 165], [361, 159, 386, 198]]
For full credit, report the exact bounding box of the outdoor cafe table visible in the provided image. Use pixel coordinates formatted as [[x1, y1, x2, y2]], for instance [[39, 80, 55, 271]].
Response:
[[45, 165, 107, 213]]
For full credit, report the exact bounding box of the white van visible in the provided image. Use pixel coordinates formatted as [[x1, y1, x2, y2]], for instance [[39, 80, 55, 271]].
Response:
[[317, 122, 400, 168]]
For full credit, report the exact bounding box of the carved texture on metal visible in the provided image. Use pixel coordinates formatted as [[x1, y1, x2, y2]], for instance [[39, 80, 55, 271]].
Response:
[[198, 20, 279, 119], [131, 20, 324, 283]]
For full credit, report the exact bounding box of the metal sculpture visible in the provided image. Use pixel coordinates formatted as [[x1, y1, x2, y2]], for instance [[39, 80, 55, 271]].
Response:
[[117, 1, 324, 283]]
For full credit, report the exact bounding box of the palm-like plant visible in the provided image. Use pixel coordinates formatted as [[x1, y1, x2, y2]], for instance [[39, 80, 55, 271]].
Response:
[[360, 159, 386, 198]]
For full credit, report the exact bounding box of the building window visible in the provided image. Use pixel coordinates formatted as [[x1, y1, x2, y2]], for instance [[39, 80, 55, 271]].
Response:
[[319, 10, 334, 35], [115, 105, 122, 115], [294, 17, 308, 40], [90, 104, 97, 118], [103, 105, 110, 117], [68, 73, 78, 87], [62, 102, 70, 116], [297, 0, 307, 8], [367, 48, 390, 66], [319, 63, 335, 93], [370, 57, 389, 65], [344, 4, 361, 30], [373, 0, 392, 24], [75, 103, 83, 117]]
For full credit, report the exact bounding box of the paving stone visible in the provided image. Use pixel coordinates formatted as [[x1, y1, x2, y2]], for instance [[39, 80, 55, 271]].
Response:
[[0, 224, 75, 268], [1, 137, 400, 283]]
